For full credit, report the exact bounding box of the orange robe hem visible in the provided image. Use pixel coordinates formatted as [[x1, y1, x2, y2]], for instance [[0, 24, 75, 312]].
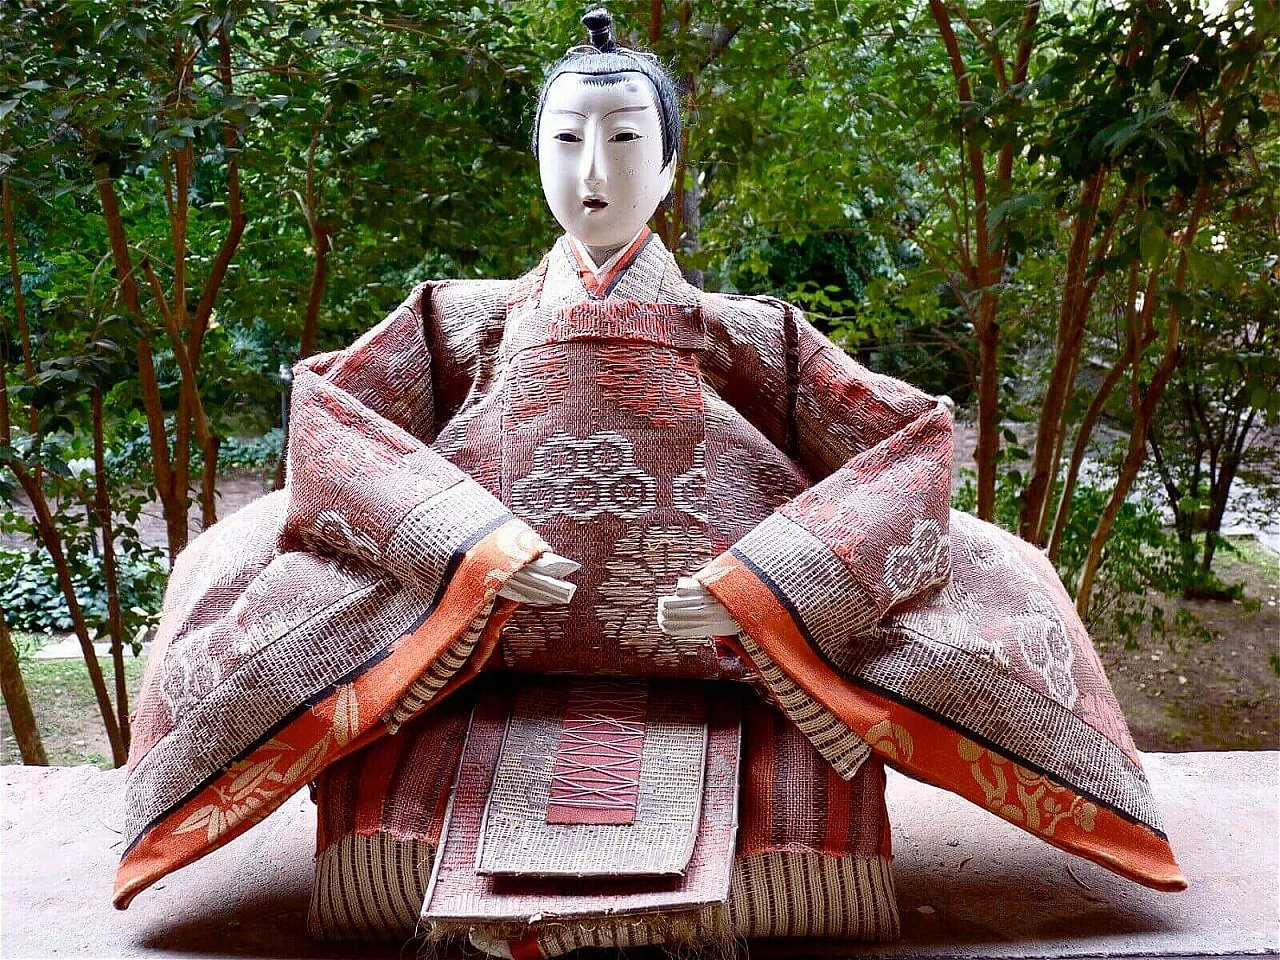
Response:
[[700, 553, 1187, 893]]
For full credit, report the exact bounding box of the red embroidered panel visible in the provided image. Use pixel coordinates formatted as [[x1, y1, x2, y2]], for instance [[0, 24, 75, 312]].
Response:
[[545, 681, 648, 825]]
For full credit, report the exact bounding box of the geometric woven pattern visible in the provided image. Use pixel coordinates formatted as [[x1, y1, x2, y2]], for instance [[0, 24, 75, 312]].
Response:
[[476, 680, 707, 878], [545, 681, 648, 826]]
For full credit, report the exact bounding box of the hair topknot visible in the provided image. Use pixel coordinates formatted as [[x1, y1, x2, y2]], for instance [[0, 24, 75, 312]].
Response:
[[531, 7, 682, 169], [582, 9, 617, 53]]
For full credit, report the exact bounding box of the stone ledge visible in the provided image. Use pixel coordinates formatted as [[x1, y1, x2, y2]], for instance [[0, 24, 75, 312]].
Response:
[[1, 751, 1276, 959]]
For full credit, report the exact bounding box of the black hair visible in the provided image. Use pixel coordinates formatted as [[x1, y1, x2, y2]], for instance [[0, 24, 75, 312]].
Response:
[[532, 8, 681, 169]]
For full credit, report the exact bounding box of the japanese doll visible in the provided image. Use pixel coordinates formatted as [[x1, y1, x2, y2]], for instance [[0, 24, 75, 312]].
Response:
[[114, 10, 1184, 959]]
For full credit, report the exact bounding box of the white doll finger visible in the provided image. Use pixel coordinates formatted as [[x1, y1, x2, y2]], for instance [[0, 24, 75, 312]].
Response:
[[501, 573, 577, 606], [674, 576, 704, 597], [658, 595, 712, 613], [665, 611, 740, 632], [530, 553, 582, 579], [658, 606, 734, 634], [515, 569, 578, 593]]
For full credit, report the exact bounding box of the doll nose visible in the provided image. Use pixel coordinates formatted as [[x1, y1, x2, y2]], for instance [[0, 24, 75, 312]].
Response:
[[580, 125, 607, 190]]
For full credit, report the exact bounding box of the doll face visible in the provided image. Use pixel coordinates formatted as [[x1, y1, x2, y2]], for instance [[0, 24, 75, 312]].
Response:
[[538, 71, 676, 250]]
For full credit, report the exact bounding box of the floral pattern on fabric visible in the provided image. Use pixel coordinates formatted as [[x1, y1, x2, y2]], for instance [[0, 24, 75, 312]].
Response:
[[509, 349, 570, 419], [598, 525, 713, 666], [597, 343, 703, 427]]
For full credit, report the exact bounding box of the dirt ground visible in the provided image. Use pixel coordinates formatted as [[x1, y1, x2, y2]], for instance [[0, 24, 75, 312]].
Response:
[[1096, 540, 1279, 752]]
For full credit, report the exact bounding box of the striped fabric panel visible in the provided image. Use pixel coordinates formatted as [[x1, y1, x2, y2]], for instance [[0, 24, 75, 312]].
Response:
[[384, 591, 496, 733], [738, 630, 871, 780], [312, 834, 898, 948], [316, 693, 471, 856], [308, 833, 435, 942], [727, 852, 899, 940], [519, 853, 898, 956], [740, 696, 889, 860]]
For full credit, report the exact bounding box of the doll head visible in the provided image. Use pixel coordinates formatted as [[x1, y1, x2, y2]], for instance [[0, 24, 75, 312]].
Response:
[[533, 9, 681, 252]]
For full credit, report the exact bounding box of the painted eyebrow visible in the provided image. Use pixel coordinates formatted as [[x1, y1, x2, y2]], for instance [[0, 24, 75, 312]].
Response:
[[603, 104, 653, 119], [546, 103, 654, 120]]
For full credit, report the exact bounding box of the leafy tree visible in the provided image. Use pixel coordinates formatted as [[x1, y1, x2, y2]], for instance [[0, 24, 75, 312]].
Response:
[[1148, 194, 1280, 580]]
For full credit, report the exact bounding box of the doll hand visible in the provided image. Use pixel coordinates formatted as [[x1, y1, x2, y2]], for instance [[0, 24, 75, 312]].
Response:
[[499, 552, 580, 606], [657, 576, 741, 639]]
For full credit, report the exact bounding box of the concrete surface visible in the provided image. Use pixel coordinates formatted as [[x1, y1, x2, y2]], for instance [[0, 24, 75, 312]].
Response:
[[2, 752, 1277, 959]]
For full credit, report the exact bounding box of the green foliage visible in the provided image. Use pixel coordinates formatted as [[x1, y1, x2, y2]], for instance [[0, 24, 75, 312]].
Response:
[[0, 546, 67, 634], [1147, 201, 1280, 572], [217, 429, 284, 471], [0, 544, 165, 643], [3, 0, 1277, 668], [107, 419, 282, 483], [713, 222, 973, 400], [7, 629, 37, 667]]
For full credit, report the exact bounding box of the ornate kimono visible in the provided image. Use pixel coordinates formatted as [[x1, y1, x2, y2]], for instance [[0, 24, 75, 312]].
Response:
[[114, 229, 1183, 956]]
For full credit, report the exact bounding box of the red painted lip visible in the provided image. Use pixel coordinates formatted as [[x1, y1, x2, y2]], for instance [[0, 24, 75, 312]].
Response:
[[582, 196, 608, 209]]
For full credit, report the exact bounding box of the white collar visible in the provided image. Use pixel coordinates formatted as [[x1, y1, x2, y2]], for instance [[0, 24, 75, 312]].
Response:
[[568, 227, 649, 279]]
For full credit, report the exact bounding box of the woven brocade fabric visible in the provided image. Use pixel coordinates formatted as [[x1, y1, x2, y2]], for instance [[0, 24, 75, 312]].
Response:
[[116, 228, 1182, 922], [309, 688, 898, 946], [114, 283, 551, 909]]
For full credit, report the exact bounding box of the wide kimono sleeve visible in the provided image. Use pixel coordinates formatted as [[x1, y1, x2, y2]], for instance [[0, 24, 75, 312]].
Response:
[[113, 281, 549, 910], [698, 299, 1185, 893], [704, 313, 955, 645]]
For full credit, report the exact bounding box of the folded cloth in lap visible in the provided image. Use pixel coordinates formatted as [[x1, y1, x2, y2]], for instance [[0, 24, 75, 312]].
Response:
[[308, 683, 898, 950]]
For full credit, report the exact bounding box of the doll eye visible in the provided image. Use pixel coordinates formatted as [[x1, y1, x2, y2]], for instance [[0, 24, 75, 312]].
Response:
[[610, 131, 642, 142], [554, 132, 583, 143]]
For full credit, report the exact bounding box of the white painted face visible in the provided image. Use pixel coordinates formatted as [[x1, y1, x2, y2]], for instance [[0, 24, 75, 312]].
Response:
[[537, 70, 676, 251]]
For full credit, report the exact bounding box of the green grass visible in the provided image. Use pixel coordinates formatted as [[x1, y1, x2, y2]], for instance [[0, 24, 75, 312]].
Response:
[[1222, 535, 1280, 577], [9, 630, 50, 658], [0, 656, 147, 768]]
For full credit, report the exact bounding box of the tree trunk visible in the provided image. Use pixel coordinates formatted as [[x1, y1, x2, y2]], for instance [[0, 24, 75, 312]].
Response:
[[93, 164, 185, 565], [93, 389, 131, 753], [1020, 172, 1104, 541], [926, 0, 1039, 523], [974, 294, 1000, 520], [1077, 183, 1211, 619], [88, 15, 245, 560], [1, 179, 47, 766], [1049, 263, 1144, 560], [299, 228, 329, 362], [13, 465, 127, 765], [0, 617, 47, 766], [1202, 408, 1256, 572], [678, 166, 704, 290]]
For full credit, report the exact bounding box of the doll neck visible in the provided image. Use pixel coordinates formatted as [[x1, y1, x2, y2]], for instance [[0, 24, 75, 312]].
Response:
[[569, 227, 650, 278]]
